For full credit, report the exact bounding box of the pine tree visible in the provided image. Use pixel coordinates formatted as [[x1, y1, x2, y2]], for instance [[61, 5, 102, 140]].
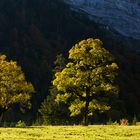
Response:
[[39, 54, 73, 125]]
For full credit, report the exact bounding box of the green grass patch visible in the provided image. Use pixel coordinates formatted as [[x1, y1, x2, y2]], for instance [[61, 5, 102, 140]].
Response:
[[0, 125, 140, 140]]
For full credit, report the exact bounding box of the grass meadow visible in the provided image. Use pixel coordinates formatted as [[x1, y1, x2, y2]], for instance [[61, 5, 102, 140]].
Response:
[[0, 125, 140, 140]]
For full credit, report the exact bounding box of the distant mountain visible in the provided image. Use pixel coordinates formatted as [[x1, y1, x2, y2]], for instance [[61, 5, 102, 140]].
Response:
[[65, 0, 140, 39]]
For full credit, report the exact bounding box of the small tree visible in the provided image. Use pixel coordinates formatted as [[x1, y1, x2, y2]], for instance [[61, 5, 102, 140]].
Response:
[[53, 38, 119, 126], [132, 115, 137, 125], [0, 54, 35, 122], [39, 54, 73, 125], [39, 87, 71, 125]]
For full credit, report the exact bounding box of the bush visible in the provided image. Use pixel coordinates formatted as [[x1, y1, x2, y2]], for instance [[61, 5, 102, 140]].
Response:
[[107, 118, 113, 125], [10, 122, 15, 127], [136, 122, 140, 125], [112, 121, 119, 125], [120, 118, 129, 126], [3, 122, 8, 127], [107, 118, 119, 125], [132, 115, 137, 125], [32, 120, 42, 126], [16, 120, 26, 128]]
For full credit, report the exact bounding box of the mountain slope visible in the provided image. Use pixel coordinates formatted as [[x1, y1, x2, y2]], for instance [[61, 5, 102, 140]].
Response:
[[65, 0, 140, 39]]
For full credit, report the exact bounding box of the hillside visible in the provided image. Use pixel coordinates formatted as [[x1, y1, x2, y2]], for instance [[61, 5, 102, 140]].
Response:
[[65, 0, 140, 39]]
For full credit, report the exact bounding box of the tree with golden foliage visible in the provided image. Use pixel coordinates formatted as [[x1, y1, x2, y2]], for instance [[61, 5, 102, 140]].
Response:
[[0, 54, 35, 122], [53, 38, 119, 126]]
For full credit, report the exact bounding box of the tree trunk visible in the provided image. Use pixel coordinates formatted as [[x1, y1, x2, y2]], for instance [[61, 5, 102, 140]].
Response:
[[0, 112, 4, 124], [83, 86, 90, 126], [0, 108, 7, 125], [83, 101, 89, 126]]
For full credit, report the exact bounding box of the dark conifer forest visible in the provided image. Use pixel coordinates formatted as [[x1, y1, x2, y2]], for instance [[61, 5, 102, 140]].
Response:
[[0, 0, 140, 125]]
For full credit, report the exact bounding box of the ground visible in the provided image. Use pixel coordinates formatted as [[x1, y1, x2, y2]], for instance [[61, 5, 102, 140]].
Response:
[[0, 125, 140, 140]]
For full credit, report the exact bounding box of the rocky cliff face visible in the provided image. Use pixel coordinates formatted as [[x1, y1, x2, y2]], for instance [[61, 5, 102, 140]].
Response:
[[65, 0, 140, 39]]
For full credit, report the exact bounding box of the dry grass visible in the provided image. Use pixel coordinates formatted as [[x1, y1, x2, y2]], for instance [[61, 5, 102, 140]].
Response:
[[0, 125, 140, 140]]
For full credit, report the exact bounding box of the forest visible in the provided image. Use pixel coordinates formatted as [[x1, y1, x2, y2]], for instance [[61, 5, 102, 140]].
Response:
[[0, 0, 140, 126]]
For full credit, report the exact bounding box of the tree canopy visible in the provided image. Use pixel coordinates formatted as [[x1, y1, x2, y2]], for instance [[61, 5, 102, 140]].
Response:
[[53, 38, 119, 125], [0, 54, 35, 120]]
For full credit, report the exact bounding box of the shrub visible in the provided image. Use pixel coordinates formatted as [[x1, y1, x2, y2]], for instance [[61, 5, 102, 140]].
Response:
[[132, 115, 137, 125], [107, 118, 119, 125], [3, 122, 8, 127], [107, 118, 113, 125], [136, 122, 140, 125], [16, 120, 26, 128], [120, 118, 129, 126], [112, 121, 119, 125], [10, 122, 15, 127], [32, 120, 42, 126]]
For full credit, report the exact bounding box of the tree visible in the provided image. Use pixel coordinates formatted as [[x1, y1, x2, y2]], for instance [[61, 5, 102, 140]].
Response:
[[0, 54, 35, 122], [39, 54, 73, 125], [53, 38, 119, 126], [39, 86, 72, 125], [53, 54, 67, 73]]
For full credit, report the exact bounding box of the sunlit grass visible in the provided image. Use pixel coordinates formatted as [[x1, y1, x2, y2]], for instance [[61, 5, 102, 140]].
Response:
[[0, 125, 140, 140]]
